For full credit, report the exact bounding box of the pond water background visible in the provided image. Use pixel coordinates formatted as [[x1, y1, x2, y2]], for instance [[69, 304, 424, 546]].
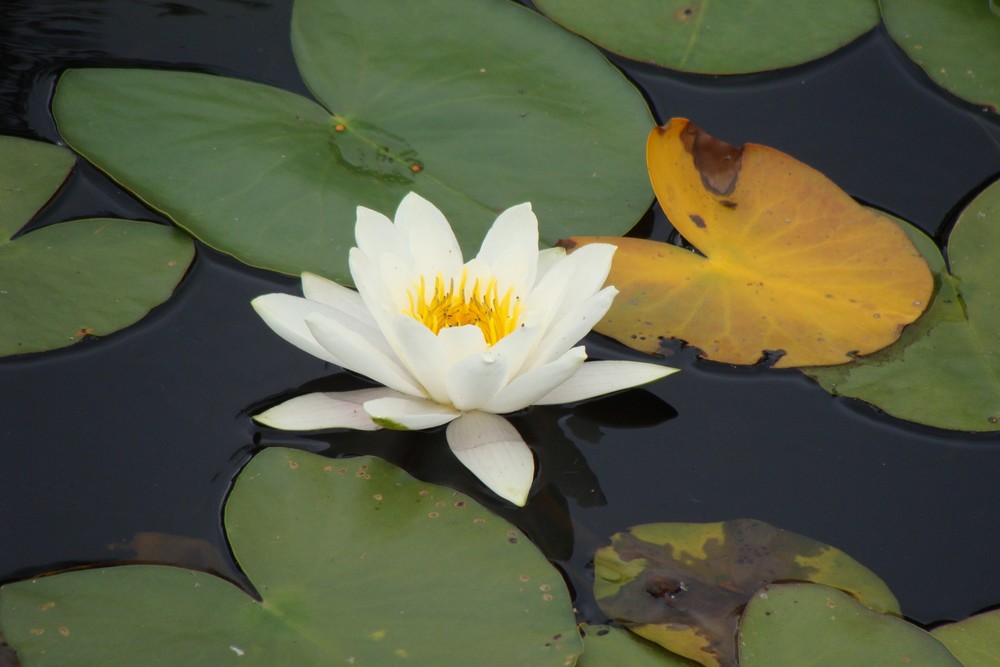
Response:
[[1, 0, 1000, 629]]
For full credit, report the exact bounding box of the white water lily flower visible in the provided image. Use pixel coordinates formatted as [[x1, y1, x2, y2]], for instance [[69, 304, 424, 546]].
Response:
[[252, 192, 678, 506]]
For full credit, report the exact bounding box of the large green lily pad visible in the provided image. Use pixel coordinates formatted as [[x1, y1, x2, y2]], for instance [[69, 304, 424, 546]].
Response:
[[0, 448, 581, 665], [533, 0, 879, 74], [53, 0, 654, 283], [594, 519, 898, 667], [881, 0, 1000, 113], [739, 583, 962, 666], [806, 179, 1000, 431], [0, 136, 194, 356], [931, 609, 1000, 667]]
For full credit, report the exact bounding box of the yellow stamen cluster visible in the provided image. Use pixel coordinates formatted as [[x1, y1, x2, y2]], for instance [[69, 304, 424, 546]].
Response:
[[406, 269, 522, 346]]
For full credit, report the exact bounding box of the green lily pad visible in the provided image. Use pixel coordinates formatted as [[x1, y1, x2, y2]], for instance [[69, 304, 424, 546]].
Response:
[[594, 519, 898, 667], [931, 609, 1000, 667], [739, 583, 962, 666], [533, 0, 879, 74], [579, 624, 700, 666], [881, 0, 1000, 113], [53, 0, 654, 284], [0, 448, 581, 666], [0, 136, 194, 356], [806, 179, 1000, 431]]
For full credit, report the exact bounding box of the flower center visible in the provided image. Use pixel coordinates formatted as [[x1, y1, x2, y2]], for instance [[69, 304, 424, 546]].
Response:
[[406, 269, 522, 346]]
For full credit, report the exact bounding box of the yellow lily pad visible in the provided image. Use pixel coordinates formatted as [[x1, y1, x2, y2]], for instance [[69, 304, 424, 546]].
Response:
[[566, 119, 933, 367]]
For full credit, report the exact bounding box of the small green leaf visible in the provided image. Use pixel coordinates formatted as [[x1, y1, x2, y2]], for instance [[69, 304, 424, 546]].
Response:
[[0, 135, 74, 240], [534, 0, 879, 74], [0, 449, 582, 666], [739, 583, 962, 667], [578, 624, 701, 666], [931, 609, 1000, 667], [0, 136, 194, 356], [881, 0, 1000, 113]]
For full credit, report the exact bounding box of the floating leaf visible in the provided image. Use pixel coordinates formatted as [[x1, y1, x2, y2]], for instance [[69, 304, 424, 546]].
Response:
[[881, 0, 1000, 113], [931, 608, 1000, 667], [594, 519, 898, 667], [566, 119, 933, 367], [0, 448, 581, 665], [0, 136, 194, 356], [806, 178, 1000, 431], [0, 135, 73, 239], [578, 624, 700, 666], [534, 0, 879, 74], [739, 583, 962, 667], [53, 0, 653, 283]]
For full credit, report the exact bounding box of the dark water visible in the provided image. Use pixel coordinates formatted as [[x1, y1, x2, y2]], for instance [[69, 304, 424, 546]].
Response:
[[1, 0, 999, 630]]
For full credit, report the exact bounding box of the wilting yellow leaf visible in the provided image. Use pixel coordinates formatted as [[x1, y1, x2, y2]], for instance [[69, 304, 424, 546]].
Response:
[[567, 118, 933, 367]]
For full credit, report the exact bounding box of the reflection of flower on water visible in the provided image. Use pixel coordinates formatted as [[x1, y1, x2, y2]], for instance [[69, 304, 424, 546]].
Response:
[[251, 192, 677, 505]]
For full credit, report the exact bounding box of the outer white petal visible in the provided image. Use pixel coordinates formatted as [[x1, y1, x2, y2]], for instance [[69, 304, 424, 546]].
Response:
[[355, 205, 411, 268], [300, 272, 374, 326], [483, 346, 588, 414], [534, 361, 680, 405], [305, 314, 424, 397], [392, 315, 450, 404], [476, 203, 538, 293], [446, 352, 509, 411], [363, 395, 461, 430], [253, 388, 405, 431], [524, 286, 618, 369], [395, 192, 463, 277], [446, 412, 534, 506], [251, 293, 343, 365]]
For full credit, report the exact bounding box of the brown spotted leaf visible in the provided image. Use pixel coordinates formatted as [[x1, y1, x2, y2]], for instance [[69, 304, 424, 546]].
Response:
[[568, 118, 933, 367], [594, 519, 900, 667]]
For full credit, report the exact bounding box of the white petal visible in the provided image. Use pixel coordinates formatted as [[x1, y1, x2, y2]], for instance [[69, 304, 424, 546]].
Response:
[[483, 346, 587, 414], [253, 388, 404, 431], [561, 242, 616, 301], [522, 243, 616, 335], [349, 248, 402, 343], [363, 395, 461, 430], [524, 286, 618, 369], [300, 272, 374, 325], [489, 324, 544, 383], [447, 412, 534, 506], [534, 247, 566, 285], [476, 203, 538, 293], [377, 250, 421, 314], [252, 293, 342, 365], [305, 314, 424, 396], [395, 192, 463, 277], [437, 325, 489, 365], [355, 205, 411, 268], [392, 315, 450, 404], [446, 352, 509, 411], [534, 361, 680, 405]]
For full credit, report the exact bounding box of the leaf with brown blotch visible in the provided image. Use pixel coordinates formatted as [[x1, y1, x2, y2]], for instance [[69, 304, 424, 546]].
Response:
[[593, 519, 899, 667], [567, 118, 933, 367]]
